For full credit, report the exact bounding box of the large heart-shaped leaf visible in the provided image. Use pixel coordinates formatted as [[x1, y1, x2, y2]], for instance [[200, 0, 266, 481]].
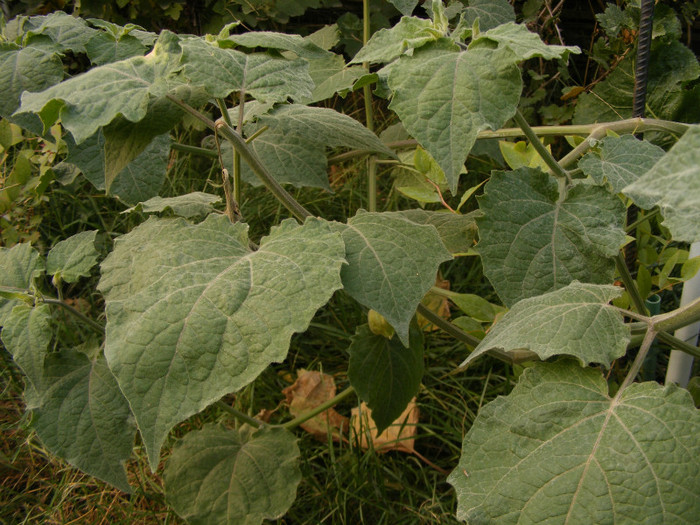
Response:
[[448, 360, 700, 523], [348, 323, 424, 435], [578, 135, 665, 193], [165, 425, 301, 525], [330, 211, 452, 346], [463, 282, 630, 368], [623, 125, 700, 243], [469, 22, 580, 61], [477, 168, 626, 306], [33, 349, 135, 493], [98, 215, 345, 469], [388, 44, 521, 193]]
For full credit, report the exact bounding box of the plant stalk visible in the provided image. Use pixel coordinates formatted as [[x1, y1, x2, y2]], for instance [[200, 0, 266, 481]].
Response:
[[362, 0, 377, 211], [616, 327, 657, 397], [653, 297, 700, 334], [615, 253, 648, 315], [215, 400, 262, 428], [281, 386, 355, 430], [514, 110, 571, 183], [41, 297, 105, 335]]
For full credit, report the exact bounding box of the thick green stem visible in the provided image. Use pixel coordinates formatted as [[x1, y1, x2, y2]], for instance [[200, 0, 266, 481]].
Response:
[[416, 304, 481, 348], [41, 297, 105, 335], [281, 386, 355, 430], [170, 142, 218, 158], [362, 0, 377, 211], [617, 327, 657, 397], [615, 252, 648, 315], [215, 401, 262, 428], [514, 110, 571, 183], [653, 297, 700, 334]]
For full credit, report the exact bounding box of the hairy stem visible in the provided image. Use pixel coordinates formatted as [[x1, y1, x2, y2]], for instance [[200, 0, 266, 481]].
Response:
[[41, 297, 105, 335], [615, 252, 648, 315], [215, 401, 263, 428], [281, 386, 356, 430], [514, 110, 571, 183]]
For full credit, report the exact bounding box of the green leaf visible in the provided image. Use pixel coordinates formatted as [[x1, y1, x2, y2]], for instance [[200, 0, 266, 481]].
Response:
[[477, 168, 626, 306], [1, 303, 52, 407], [623, 125, 700, 243], [0, 243, 44, 324], [306, 55, 366, 103], [448, 360, 700, 523], [348, 323, 424, 435], [349, 17, 444, 65], [499, 140, 550, 171], [387, 0, 420, 16], [165, 425, 301, 525], [444, 292, 501, 323], [98, 215, 345, 469], [463, 282, 629, 367], [33, 349, 135, 493], [224, 31, 331, 59], [123, 192, 222, 218], [15, 31, 184, 143], [462, 0, 516, 32], [180, 38, 313, 102], [46, 230, 99, 284], [388, 44, 522, 193], [24, 11, 97, 54], [330, 211, 451, 346], [84, 32, 148, 66], [0, 44, 63, 117], [393, 209, 478, 255], [258, 104, 395, 157], [578, 135, 665, 193], [469, 22, 580, 60]]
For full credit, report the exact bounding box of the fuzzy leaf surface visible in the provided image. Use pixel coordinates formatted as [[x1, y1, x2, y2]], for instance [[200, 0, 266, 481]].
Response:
[[123, 192, 222, 218], [306, 55, 365, 103], [165, 425, 300, 525], [448, 360, 700, 524], [623, 125, 700, 243], [180, 38, 312, 102], [388, 45, 521, 193], [477, 168, 626, 306], [462, 0, 515, 32], [224, 31, 331, 59], [46, 230, 99, 283], [15, 31, 183, 144], [388, 0, 420, 16], [98, 215, 345, 469], [578, 135, 665, 193], [0, 243, 44, 324], [23, 11, 96, 53], [469, 22, 580, 60], [84, 32, 149, 66], [464, 282, 629, 367], [348, 324, 424, 435], [34, 349, 135, 492], [349, 17, 443, 65], [0, 44, 63, 117], [394, 209, 478, 254], [330, 211, 452, 346], [258, 104, 394, 157], [1, 303, 52, 406]]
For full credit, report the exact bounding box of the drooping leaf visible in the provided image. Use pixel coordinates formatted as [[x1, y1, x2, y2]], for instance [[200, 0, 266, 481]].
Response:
[[46, 230, 99, 284], [303, 24, 340, 51], [179, 38, 313, 102], [306, 55, 365, 103], [23, 11, 96, 54], [258, 104, 394, 157], [578, 135, 665, 193], [0, 243, 44, 324], [0, 44, 64, 117], [448, 360, 700, 523], [33, 349, 135, 493], [462, 0, 516, 32], [388, 44, 522, 193], [351, 399, 419, 452], [477, 168, 626, 306], [463, 282, 629, 367], [623, 125, 700, 243], [98, 215, 345, 469], [469, 22, 580, 61], [1, 303, 52, 407], [123, 192, 222, 218], [224, 31, 331, 59], [330, 211, 452, 346], [349, 17, 445, 65], [392, 209, 478, 255], [348, 324, 424, 435], [165, 425, 301, 525], [15, 31, 184, 143]]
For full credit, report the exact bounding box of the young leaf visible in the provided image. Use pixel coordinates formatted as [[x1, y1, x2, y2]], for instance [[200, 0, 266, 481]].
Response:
[[469, 22, 580, 61], [462, 282, 630, 367], [578, 135, 665, 193], [477, 168, 626, 306], [46, 230, 99, 283], [0, 243, 44, 324], [179, 38, 313, 102], [348, 324, 424, 435], [388, 44, 522, 193], [33, 349, 135, 493], [448, 360, 700, 523], [329, 211, 452, 346], [122, 192, 222, 218], [623, 125, 700, 243], [98, 215, 345, 470], [1, 303, 52, 407], [165, 425, 301, 525], [15, 31, 184, 144]]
